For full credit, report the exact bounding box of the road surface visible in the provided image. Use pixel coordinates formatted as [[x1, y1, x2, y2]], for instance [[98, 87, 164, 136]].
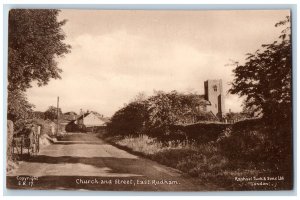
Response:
[[7, 133, 213, 191]]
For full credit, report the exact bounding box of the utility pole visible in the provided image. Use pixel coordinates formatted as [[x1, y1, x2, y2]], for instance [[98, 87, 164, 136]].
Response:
[[79, 108, 84, 130], [56, 96, 59, 135]]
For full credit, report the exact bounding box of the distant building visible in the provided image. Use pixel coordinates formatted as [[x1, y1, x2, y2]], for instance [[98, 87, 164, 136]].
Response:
[[203, 79, 225, 120], [66, 111, 109, 132], [194, 79, 225, 121]]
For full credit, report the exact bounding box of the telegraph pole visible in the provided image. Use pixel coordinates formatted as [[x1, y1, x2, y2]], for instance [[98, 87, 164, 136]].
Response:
[[56, 96, 59, 135]]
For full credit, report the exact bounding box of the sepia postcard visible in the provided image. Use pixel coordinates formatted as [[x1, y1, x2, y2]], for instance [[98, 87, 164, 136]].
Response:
[[6, 9, 293, 191]]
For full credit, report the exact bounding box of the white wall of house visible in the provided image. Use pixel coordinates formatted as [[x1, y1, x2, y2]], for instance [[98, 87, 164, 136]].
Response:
[[80, 113, 106, 127]]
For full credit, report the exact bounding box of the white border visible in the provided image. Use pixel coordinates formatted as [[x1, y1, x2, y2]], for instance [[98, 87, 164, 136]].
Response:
[[1, 1, 299, 200]]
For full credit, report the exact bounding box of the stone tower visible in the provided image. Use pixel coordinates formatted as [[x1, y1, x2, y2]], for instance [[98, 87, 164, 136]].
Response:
[[204, 79, 225, 119]]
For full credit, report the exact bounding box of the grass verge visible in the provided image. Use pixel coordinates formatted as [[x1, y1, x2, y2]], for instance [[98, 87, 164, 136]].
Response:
[[103, 134, 292, 191]]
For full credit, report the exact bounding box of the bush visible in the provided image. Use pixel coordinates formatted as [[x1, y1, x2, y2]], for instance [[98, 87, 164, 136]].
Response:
[[106, 126, 292, 190], [7, 120, 14, 162], [217, 118, 292, 170], [116, 135, 163, 155], [151, 148, 199, 168], [170, 122, 231, 143], [107, 101, 148, 136], [19, 118, 55, 136], [107, 91, 219, 138]]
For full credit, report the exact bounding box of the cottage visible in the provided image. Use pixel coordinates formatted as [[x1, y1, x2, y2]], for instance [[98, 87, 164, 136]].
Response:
[[66, 111, 109, 133]]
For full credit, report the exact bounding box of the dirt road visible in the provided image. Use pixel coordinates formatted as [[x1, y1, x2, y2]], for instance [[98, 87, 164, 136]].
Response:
[[7, 133, 210, 191]]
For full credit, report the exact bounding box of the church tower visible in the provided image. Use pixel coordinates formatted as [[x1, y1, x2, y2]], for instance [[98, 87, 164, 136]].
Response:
[[204, 79, 225, 120]]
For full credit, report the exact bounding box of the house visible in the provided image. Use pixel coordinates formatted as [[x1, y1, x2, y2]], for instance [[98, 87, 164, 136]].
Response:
[[66, 111, 109, 133]]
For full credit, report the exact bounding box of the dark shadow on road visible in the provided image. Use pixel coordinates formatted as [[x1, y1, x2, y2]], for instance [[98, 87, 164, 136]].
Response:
[[22, 155, 152, 176], [57, 133, 104, 142], [52, 142, 105, 145]]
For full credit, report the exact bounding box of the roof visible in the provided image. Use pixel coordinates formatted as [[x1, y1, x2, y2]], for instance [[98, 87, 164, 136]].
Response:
[[90, 111, 110, 123], [76, 112, 110, 123], [76, 112, 90, 120]]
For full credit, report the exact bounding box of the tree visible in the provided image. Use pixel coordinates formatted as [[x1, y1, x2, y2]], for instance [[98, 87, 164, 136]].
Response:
[[108, 91, 209, 137], [8, 9, 71, 92], [229, 16, 291, 123], [7, 9, 71, 123], [108, 101, 149, 136], [7, 90, 34, 129], [147, 91, 208, 131], [44, 106, 63, 121]]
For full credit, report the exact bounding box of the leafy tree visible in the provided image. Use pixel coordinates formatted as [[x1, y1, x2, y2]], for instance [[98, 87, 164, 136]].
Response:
[[7, 9, 71, 123], [229, 16, 291, 123], [108, 101, 149, 136], [108, 91, 210, 136], [29, 111, 46, 119], [228, 17, 293, 175], [8, 9, 71, 92], [7, 90, 34, 129], [44, 106, 63, 121], [147, 91, 208, 131]]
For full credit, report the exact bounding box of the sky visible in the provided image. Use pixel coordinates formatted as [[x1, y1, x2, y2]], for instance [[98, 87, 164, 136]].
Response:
[[26, 9, 289, 117]]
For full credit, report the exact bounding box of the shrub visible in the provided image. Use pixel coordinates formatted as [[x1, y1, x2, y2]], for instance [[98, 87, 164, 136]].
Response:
[[171, 122, 231, 143], [116, 135, 163, 155], [107, 101, 148, 136], [107, 91, 218, 138], [217, 118, 292, 170], [7, 120, 14, 162], [150, 148, 199, 168]]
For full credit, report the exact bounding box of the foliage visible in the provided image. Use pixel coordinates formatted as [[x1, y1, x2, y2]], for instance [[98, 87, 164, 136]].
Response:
[[227, 17, 293, 179], [174, 122, 231, 143], [225, 111, 251, 122], [8, 9, 71, 92], [7, 90, 34, 129], [44, 106, 63, 121], [108, 91, 211, 137], [147, 91, 207, 133], [7, 120, 14, 164], [29, 119, 55, 136], [7, 9, 70, 126], [29, 111, 46, 119], [217, 118, 292, 172], [229, 16, 291, 123], [106, 131, 292, 190], [108, 100, 149, 136], [240, 100, 261, 118], [116, 135, 163, 155]]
